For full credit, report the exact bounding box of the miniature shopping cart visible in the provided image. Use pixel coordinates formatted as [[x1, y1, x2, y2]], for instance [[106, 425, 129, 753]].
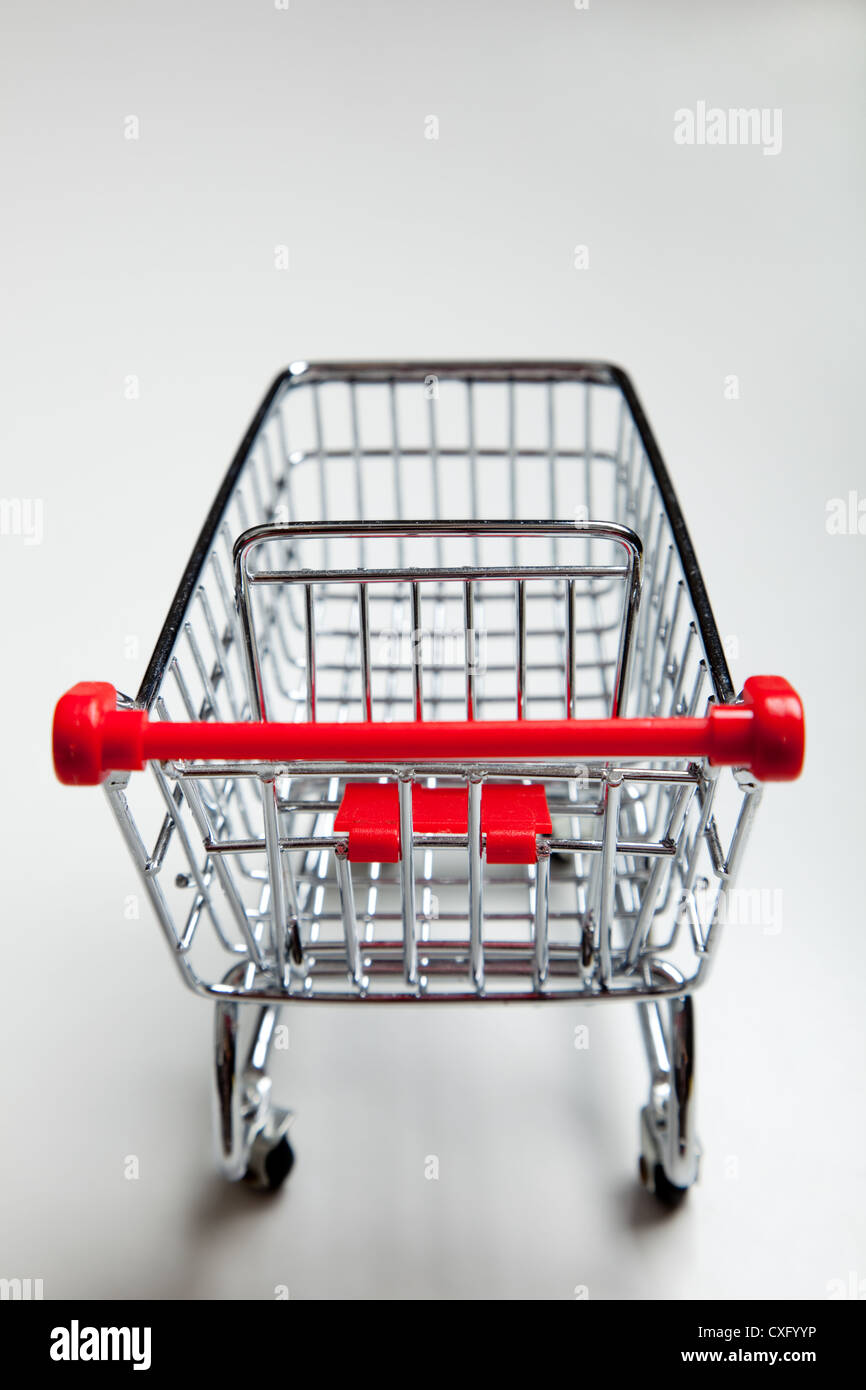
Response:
[[53, 362, 804, 1203]]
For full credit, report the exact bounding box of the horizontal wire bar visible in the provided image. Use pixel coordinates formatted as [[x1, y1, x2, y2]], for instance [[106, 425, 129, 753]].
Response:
[[204, 834, 676, 856], [180, 761, 701, 782], [274, 796, 608, 815], [250, 564, 630, 585], [285, 444, 620, 465]]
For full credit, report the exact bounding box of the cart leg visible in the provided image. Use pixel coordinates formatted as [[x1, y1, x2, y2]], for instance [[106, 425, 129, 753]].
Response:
[[636, 978, 699, 1206], [213, 973, 293, 1192]]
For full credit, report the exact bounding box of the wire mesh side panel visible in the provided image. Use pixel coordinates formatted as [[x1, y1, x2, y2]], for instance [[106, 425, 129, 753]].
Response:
[[106, 368, 759, 1002]]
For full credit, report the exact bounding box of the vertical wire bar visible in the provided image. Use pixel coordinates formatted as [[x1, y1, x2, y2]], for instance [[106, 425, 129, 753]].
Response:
[[411, 581, 424, 721], [171, 657, 198, 719], [659, 580, 684, 711], [262, 777, 290, 987], [719, 784, 763, 884], [304, 583, 316, 720], [466, 380, 479, 565], [613, 394, 627, 526], [260, 432, 277, 506], [184, 622, 221, 721], [428, 380, 444, 676], [249, 448, 267, 525], [198, 585, 238, 717], [235, 485, 250, 534], [150, 763, 234, 952], [383, 591, 402, 718], [239, 507, 295, 677], [181, 777, 267, 967], [624, 422, 637, 523], [430, 587, 446, 720], [211, 546, 245, 663], [428, 390, 443, 568], [264, 569, 297, 671], [688, 662, 708, 718], [421, 846, 434, 939], [547, 381, 557, 562], [295, 638, 358, 935], [632, 508, 665, 708], [508, 379, 518, 564], [276, 399, 291, 477], [583, 381, 608, 714], [163, 679, 218, 822], [312, 383, 329, 564], [681, 772, 719, 898], [626, 783, 692, 968], [547, 381, 557, 514], [598, 774, 623, 987], [637, 469, 657, 571], [335, 844, 362, 987], [390, 381, 405, 567], [566, 578, 576, 718], [609, 540, 643, 720], [515, 579, 527, 718], [468, 775, 484, 993], [464, 580, 476, 720], [533, 848, 551, 990], [349, 381, 365, 568], [646, 545, 674, 711], [281, 455, 298, 562], [358, 583, 372, 720], [311, 809, 330, 943], [584, 380, 594, 535], [669, 623, 695, 717], [641, 659, 706, 854], [398, 775, 418, 987], [626, 462, 652, 683]]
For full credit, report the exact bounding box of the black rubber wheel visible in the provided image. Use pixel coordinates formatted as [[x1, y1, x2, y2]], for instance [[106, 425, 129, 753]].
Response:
[[245, 1135, 295, 1193], [264, 1136, 295, 1191], [650, 1163, 690, 1209]]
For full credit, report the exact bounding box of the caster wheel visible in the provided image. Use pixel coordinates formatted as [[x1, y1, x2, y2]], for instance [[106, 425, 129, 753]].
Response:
[[245, 1134, 295, 1193], [651, 1166, 690, 1209], [639, 1155, 689, 1208], [263, 1135, 295, 1191]]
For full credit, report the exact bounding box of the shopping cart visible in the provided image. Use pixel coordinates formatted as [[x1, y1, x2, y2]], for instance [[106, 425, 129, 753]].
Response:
[[53, 362, 804, 1204]]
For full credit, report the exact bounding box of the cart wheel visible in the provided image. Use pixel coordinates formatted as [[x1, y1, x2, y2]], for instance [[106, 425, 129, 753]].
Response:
[[245, 1134, 295, 1193], [639, 1154, 689, 1209]]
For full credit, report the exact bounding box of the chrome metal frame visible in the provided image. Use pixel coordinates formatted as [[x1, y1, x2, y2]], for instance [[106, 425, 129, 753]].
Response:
[[102, 362, 761, 1193]]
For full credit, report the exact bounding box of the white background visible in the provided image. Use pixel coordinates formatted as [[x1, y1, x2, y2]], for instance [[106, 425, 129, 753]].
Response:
[[1, 0, 864, 1299]]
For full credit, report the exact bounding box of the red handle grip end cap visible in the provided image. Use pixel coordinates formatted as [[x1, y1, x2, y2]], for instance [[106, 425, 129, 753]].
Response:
[[741, 675, 805, 782], [52, 682, 145, 786]]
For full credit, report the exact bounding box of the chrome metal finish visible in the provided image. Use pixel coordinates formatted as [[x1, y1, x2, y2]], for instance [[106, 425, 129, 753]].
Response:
[[113, 365, 755, 1007], [335, 843, 362, 989], [638, 961, 700, 1193], [533, 847, 551, 989], [566, 579, 576, 719], [261, 777, 290, 986], [410, 581, 423, 722], [468, 775, 484, 993], [358, 583, 372, 721], [100, 363, 765, 1194], [214, 963, 290, 1184], [398, 774, 418, 989], [598, 772, 622, 987], [464, 580, 476, 721], [303, 583, 316, 721], [516, 580, 527, 719]]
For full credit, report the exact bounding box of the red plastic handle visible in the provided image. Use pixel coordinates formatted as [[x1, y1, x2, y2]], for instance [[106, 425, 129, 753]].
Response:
[[52, 676, 804, 786]]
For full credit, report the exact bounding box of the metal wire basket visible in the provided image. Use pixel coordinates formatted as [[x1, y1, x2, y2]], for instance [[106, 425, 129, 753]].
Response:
[[53, 362, 804, 1201]]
